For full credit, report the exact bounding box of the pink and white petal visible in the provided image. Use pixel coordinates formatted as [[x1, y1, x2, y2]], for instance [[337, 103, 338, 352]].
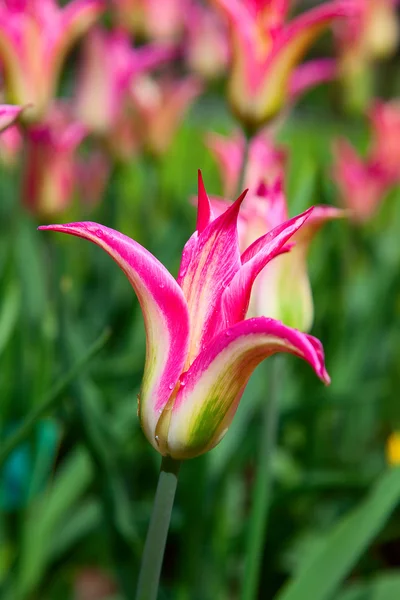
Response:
[[178, 192, 246, 364], [57, 0, 105, 58], [221, 208, 313, 326], [166, 317, 330, 459], [0, 104, 23, 132], [38, 222, 190, 448]]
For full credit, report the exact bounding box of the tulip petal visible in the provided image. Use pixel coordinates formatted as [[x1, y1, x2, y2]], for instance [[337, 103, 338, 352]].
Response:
[[166, 317, 329, 459], [38, 222, 190, 447], [196, 170, 213, 233], [178, 190, 246, 364], [289, 58, 338, 102], [221, 208, 313, 326], [0, 104, 23, 132]]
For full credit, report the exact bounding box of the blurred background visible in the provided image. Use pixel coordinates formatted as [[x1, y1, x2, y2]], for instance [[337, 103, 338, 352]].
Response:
[[1, 0, 400, 598]]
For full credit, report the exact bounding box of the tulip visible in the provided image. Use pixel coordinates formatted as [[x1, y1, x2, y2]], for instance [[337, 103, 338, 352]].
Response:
[[336, 0, 398, 112], [185, 3, 230, 80], [75, 27, 175, 140], [369, 101, 400, 184], [23, 106, 86, 219], [212, 0, 354, 129], [130, 75, 202, 157], [112, 0, 188, 43], [332, 138, 391, 223], [206, 129, 286, 198], [208, 140, 343, 331], [0, 0, 104, 122], [39, 173, 329, 459]]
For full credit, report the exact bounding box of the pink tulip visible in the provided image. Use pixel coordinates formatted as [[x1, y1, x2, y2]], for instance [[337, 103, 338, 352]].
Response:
[[112, 0, 188, 43], [335, 0, 398, 110], [75, 27, 176, 140], [0, 0, 104, 122], [0, 104, 24, 166], [369, 101, 400, 184], [39, 173, 329, 459], [130, 75, 202, 157], [23, 106, 86, 218], [212, 0, 354, 128], [333, 99, 400, 222], [185, 3, 230, 80], [208, 132, 344, 330], [206, 129, 286, 198], [332, 138, 392, 223]]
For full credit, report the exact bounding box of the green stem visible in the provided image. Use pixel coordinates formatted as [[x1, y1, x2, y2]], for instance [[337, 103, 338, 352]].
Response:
[[136, 456, 181, 600], [0, 328, 110, 468], [237, 129, 251, 196], [241, 357, 282, 600]]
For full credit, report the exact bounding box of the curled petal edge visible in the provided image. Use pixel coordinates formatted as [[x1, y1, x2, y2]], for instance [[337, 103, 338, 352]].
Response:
[[38, 221, 190, 449], [164, 317, 329, 459]]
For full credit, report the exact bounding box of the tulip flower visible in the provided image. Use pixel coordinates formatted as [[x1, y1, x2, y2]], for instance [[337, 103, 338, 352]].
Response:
[[23, 106, 86, 219], [39, 173, 329, 459], [332, 138, 391, 223], [112, 0, 188, 43], [211, 0, 354, 129], [130, 75, 202, 157], [208, 131, 344, 330], [336, 0, 398, 112], [206, 129, 286, 198], [369, 101, 400, 184], [0, 0, 105, 122], [75, 27, 176, 140], [185, 3, 230, 80], [333, 100, 400, 222]]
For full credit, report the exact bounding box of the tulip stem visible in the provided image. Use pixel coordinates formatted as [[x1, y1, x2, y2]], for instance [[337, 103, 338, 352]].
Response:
[[238, 127, 251, 195], [241, 356, 282, 600], [136, 456, 181, 600]]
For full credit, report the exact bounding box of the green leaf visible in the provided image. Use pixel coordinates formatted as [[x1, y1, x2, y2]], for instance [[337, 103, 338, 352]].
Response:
[[337, 572, 400, 600], [0, 281, 20, 358], [17, 449, 93, 598], [276, 467, 400, 600]]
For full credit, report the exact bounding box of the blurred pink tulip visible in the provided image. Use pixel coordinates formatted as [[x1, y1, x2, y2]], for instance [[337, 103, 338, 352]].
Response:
[[23, 106, 86, 219], [335, 0, 398, 111], [112, 0, 188, 43], [40, 173, 329, 458], [208, 131, 344, 330], [0, 104, 23, 166], [0, 0, 105, 122], [130, 75, 202, 157], [76, 150, 111, 209], [206, 129, 286, 198], [185, 3, 230, 80], [333, 99, 400, 222], [212, 0, 354, 129], [75, 27, 175, 140], [333, 138, 392, 223]]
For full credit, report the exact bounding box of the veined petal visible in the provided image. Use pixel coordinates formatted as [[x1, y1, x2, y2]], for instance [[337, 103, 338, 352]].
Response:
[[165, 317, 329, 459], [196, 170, 213, 233], [0, 104, 23, 131], [38, 222, 190, 448], [221, 207, 313, 326], [178, 190, 247, 365]]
